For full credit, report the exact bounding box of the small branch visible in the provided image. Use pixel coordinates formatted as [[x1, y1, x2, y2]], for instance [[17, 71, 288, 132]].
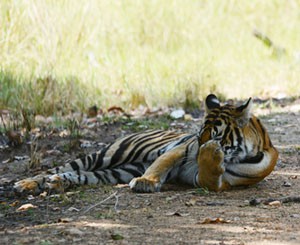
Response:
[[83, 191, 119, 214], [250, 196, 300, 206]]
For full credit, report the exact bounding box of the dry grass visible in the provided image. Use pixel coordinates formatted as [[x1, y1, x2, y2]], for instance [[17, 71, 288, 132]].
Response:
[[1, 0, 300, 114]]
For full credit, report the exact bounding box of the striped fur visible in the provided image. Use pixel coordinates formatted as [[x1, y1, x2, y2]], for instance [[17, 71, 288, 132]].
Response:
[[14, 94, 278, 193]]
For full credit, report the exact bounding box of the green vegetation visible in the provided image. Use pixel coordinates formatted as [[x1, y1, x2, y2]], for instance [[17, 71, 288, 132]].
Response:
[[121, 116, 172, 132], [1, 0, 300, 115]]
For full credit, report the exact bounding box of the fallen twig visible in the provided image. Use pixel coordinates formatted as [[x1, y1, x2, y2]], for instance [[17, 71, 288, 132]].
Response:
[[250, 196, 300, 206], [83, 191, 119, 214]]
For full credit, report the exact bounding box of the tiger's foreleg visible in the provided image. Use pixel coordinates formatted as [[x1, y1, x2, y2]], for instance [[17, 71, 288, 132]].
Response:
[[196, 140, 230, 192], [129, 145, 187, 192], [197, 141, 279, 191]]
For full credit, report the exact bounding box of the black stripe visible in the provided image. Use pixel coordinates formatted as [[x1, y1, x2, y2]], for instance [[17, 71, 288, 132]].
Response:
[[87, 155, 92, 170], [240, 152, 264, 164], [134, 162, 146, 173], [229, 131, 234, 147], [110, 169, 123, 183], [120, 131, 174, 165], [121, 167, 143, 177], [225, 169, 259, 179], [92, 143, 112, 170], [165, 171, 173, 182], [93, 171, 103, 184], [180, 140, 194, 166], [220, 115, 229, 122], [132, 130, 165, 144], [214, 120, 222, 126], [256, 119, 265, 136], [234, 127, 242, 145], [90, 152, 98, 169], [84, 175, 88, 185], [70, 161, 80, 171], [101, 170, 113, 184], [110, 133, 142, 165], [221, 125, 231, 145], [142, 137, 184, 162]]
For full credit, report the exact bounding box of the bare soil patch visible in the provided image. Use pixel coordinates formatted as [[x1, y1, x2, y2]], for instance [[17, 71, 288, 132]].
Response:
[[1, 102, 300, 245]]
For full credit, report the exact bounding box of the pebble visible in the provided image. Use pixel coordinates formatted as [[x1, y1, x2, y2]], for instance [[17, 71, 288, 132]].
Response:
[[283, 181, 292, 187], [170, 109, 185, 119]]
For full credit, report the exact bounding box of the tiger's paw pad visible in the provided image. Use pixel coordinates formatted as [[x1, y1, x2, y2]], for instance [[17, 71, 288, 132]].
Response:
[[129, 177, 161, 193], [199, 140, 225, 175], [200, 140, 224, 163]]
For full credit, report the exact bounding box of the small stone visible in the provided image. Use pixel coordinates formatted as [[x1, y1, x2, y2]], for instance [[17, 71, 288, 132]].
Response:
[[67, 228, 84, 236], [283, 181, 292, 187], [170, 109, 185, 119], [291, 214, 300, 218], [249, 198, 262, 206]]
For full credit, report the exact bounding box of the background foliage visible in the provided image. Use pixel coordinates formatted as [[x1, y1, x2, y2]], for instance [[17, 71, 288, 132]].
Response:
[[1, 0, 300, 114]]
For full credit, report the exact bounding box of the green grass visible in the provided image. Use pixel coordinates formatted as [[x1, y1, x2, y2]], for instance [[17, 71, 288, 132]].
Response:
[[1, 0, 300, 115]]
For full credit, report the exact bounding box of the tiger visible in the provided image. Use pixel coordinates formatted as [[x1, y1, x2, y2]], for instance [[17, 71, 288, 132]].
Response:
[[14, 94, 278, 194]]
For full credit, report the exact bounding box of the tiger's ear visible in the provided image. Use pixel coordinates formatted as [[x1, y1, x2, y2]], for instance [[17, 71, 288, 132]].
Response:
[[205, 94, 220, 113], [235, 97, 252, 127]]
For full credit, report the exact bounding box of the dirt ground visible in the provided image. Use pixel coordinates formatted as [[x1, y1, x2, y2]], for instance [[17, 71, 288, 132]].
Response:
[[1, 100, 300, 245]]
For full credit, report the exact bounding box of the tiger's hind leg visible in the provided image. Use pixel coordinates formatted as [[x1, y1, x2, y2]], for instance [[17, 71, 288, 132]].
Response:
[[14, 162, 147, 194], [13, 147, 111, 194], [13, 174, 50, 194]]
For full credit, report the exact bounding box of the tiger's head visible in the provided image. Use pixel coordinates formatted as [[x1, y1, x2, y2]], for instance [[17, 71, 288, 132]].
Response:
[[198, 94, 253, 163]]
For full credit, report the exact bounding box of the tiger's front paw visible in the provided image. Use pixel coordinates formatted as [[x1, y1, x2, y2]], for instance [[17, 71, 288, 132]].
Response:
[[198, 140, 225, 175], [129, 177, 161, 193]]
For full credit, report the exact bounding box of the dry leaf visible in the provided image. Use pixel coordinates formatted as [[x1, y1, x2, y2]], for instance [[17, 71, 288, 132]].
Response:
[[111, 233, 124, 240], [107, 106, 125, 114], [185, 198, 197, 207], [59, 129, 69, 137], [268, 200, 281, 207], [199, 217, 231, 224], [10, 201, 20, 207], [289, 175, 298, 180], [115, 184, 129, 189], [87, 105, 98, 118], [58, 217, 73, 223], [39, 191, 48, 198], [17, 203, 38, 211], [6, 130, 23, 146]]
